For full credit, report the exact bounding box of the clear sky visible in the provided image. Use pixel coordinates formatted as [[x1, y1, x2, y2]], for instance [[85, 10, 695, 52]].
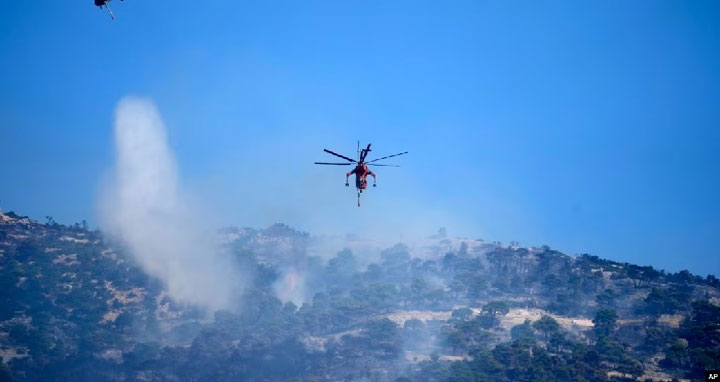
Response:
[[1, 1, 719, 276]]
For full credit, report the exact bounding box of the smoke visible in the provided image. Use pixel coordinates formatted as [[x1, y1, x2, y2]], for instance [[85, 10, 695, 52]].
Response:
[[272, 267, 307, 306], [99, 97, 245, 312]]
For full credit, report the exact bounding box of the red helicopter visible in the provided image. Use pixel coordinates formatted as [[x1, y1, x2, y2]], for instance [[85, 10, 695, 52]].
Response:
[[315, 142, 407, 207]]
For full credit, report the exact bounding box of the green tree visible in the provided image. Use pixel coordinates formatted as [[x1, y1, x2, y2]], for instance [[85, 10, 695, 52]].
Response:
[[533, 315, 560, 340], [366, 318, 402, 357], [679, 300, 720, 378], [660, 339, 689, 369], [510, 320, 535, 342], [592, 308, 618, 338], [327, 249, 357, 281], [595, 288, 617, 308], [642, 286, 692, 315], [451, 307, 473, 322]]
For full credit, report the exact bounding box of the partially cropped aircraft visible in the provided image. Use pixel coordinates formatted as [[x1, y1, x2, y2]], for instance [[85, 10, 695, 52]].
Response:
[[94, 0, 123, 20]]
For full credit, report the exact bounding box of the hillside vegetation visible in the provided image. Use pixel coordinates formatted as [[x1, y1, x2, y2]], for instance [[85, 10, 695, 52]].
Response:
[[1, 211, 718, 381]]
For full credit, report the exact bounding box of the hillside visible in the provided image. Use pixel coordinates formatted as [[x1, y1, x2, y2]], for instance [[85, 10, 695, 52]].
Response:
[[1, 210, 719, 381]]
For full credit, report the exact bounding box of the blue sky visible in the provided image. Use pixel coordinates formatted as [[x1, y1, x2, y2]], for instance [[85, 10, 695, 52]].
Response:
[[1, 1, 719, 275]]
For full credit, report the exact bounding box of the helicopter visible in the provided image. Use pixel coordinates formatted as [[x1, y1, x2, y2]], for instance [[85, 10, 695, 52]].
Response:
[[315, 142, 407, 207], [94, 0, 123, 20]]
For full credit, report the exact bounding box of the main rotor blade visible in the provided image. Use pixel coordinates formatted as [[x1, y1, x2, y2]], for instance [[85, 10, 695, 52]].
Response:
[[105, 4, 115, 19], [367, 151, 408, 163], [314, 162, 352, 165], [323, 149, 356, 162], [368, 164, 400, 167], [360, 143, 372, 162]]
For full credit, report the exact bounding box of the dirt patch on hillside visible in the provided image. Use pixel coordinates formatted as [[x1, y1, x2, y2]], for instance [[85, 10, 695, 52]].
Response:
[[499, 308, 594, 332], [386, 310, 452, 325]]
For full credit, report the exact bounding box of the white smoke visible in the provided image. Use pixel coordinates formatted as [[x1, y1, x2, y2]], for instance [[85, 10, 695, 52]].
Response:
[[272, 267, 307, 306], [99, 97, 244, 312]]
